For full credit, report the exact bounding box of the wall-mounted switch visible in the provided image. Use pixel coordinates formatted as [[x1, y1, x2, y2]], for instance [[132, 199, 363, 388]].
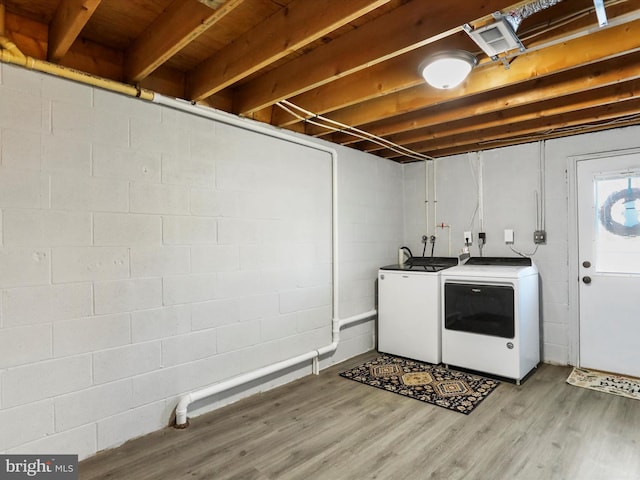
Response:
[[504, 229, 514, 244]]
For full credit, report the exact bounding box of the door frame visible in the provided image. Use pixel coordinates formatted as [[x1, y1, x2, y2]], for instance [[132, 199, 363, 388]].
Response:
[[567, 147, 640, 368]]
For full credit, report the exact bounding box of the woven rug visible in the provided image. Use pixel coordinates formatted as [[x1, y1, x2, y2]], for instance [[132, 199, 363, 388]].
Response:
[[339, 354, 499, 415], [566, 367, 640, 400]]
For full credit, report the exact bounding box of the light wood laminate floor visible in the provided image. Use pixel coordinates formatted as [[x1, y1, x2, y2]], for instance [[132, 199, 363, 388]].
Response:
[[80, 351, 640, 480]]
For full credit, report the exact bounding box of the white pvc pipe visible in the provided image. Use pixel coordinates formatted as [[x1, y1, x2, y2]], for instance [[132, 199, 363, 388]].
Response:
[[151, 95, 378, 427]]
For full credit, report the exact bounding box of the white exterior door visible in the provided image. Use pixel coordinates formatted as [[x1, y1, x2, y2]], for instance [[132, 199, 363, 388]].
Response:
[[577, 152, 640, 377]]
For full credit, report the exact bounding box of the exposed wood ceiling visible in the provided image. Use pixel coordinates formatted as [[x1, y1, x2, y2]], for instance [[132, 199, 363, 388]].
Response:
[[2, 0, 640, 162]]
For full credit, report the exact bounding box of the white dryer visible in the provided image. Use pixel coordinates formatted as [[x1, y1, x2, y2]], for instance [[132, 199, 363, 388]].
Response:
[[378, 257, 457, 364], [440, 257, 540, 383]]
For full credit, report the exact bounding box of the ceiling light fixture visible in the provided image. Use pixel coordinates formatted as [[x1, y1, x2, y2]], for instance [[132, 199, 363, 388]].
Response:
[[420, 50, 477, 90]]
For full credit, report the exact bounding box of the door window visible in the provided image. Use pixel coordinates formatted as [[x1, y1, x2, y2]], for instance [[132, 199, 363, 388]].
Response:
[[595, 173, 640, 274]]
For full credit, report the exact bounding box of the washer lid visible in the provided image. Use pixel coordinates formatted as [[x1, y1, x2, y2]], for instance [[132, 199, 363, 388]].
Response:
[[444, 256, 537, 278]]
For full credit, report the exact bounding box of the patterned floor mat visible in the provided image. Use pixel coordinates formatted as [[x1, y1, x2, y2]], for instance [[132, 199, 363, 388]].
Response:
[[339, 354, 500, 415], [566, 367, 640, 400]]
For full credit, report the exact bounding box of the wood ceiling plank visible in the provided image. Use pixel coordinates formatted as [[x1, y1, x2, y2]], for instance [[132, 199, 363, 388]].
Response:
[[382, 97, 640, 159], [275, 1, 640, 128], [271, 37, 471, 127], [47, 0, 101, 62], [125, 0, 246, 83], [303, 18, 640, 138], [426, 115, 640, 158], [344, 52, 640, 149], [187, 0, 391, 101], [233, 0, 517, 115], [365, 78, 640, 153]]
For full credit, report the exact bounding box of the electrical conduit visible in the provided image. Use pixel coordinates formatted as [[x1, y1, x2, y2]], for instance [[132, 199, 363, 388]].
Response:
[[149, 97, 378, 428], [0, 37, 379, 428]]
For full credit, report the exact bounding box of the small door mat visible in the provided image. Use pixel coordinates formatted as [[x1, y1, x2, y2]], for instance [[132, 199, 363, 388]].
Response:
[[566, 367, 640, 400], [339, 354, 500, 415]]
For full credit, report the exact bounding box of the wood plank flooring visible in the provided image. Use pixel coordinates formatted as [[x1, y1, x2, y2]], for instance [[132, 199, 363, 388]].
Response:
[[79, 351, 640, 480]]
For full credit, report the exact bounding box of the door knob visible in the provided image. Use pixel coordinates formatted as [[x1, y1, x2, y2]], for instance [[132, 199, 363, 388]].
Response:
[[582, 276, 592, 284], [582, 261, 591, 268]]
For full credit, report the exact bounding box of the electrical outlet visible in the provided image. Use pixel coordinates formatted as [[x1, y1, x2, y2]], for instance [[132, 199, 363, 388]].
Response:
[[478, 232, 486, 244], [504, 229, 514, 244], [534, 230, 547, 244], [464, 231, 472, 246], [421, 235, 428, 244]]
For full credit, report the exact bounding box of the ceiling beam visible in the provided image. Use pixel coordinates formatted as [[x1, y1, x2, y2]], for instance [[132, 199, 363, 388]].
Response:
[[187, 0, 391, 101], [382, 97, 640, 159], [425, 115, 640, 159], [353, 52, 640, 150], [369, 79, 640, 154], [233, 0, 518, 115], [125, 0, 245, 84], [303, 18, 640, 138], [271, 37, 472, 128], [47, 0, 101, 62], [274, 1, 640, 128]]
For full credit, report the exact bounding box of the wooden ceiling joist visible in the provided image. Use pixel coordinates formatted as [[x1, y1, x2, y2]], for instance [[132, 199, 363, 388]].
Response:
[[187, 0, 391, 101], [47, 0, 101, 62], [233, 0, 518, 115], [303, 18, 640, 139], [125, 0, 246, 84], [344, 52, 640, 149]]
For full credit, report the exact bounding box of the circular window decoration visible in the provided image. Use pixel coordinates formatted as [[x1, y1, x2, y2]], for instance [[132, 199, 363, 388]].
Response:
[[599, 187, 640, 237]]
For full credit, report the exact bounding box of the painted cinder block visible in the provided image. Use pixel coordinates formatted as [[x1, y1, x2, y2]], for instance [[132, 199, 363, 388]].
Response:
[[162, 273, 217, 305], [1, 283, 93, 327], [54, 379, 133, 431], [3, 209, 92, 247], [93, 341, 162, 384], [130, 182, 190, 215], [42, 134, 91, 174], [43, 74, 93, 107], [53, 313, 131, 357], [278, 285, 332, 314], [1, 128, 41, 170], [216, 320, 261, 353], [190, 245, 239, 273], [0, 324, 52, 368], [50, 174, 129, 212], [162, 216, 217, 245], [131, 305, 191, 342], [0, 247, 50, 289], [130, 116, 187, 156], [94, 213, 162, 247], [0, 89, 43, 131], [93, 145, 161, 183], [96, 401, 166, 452], [1, 355, 92, 408], [130, 246, 190, 278], [51, 246, 129, 283], [94, 278, 162, 315], [190, 188, 237, 217], [190, 298, 239, 331], [161, 153, 215, 187], [214, 270, 263, 299], [0, 167, 46, 209], [216, 218, 259, 245], [0, 400, 54, 451], [7, 424, 97, 461], [161, 329, 217, 367]]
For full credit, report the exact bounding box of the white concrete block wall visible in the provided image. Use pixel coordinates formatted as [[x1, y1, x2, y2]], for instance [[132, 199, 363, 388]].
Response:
[[403, 125, 640, 366], [0, 64, 400, 459]]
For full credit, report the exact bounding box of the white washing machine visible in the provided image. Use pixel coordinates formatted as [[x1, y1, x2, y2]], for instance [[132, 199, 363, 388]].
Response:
[[378, 257, 458, 364], [441, 257, 540, 383]]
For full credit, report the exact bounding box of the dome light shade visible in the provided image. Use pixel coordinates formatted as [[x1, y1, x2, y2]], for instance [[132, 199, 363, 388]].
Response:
[[420, 50, 477, 89]]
